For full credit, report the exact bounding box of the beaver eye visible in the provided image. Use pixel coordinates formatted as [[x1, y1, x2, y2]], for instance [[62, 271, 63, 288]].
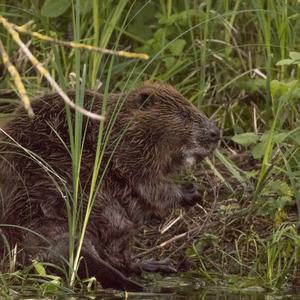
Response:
[[137, 92, 155, 110], [180, 111, 191, 120]]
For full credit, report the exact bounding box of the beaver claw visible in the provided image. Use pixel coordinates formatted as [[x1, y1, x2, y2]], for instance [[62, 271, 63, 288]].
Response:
[[180, 183, 201, 207]]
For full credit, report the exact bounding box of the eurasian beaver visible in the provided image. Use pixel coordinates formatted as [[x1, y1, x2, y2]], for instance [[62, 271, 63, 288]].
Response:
[[0, 83, 219, 291]]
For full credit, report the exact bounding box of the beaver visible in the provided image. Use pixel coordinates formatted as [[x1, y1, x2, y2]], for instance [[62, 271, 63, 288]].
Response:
[[0, 83, 219, 290]]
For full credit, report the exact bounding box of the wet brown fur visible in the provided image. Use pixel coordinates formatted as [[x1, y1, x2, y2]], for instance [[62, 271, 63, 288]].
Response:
[[0, 83, 219, 290]]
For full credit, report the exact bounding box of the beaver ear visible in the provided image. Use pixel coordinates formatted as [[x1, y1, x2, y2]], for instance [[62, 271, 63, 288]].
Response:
[[136, 92, 155, 110]]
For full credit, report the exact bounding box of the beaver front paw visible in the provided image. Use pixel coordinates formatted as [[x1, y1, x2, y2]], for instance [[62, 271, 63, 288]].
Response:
[[180, 183, 201, 207]]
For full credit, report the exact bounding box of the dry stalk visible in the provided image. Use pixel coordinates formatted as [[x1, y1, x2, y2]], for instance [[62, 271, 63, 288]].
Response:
[[134, 232, 188, 258], [13, 20, 149, 60], [135, 187, 221, 260], [0, 38, 34, 117], [159, 211, 183, 234], [0, 15, 104, 121]]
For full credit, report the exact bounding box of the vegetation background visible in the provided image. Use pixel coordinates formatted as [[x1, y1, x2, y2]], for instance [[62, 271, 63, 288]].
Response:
[[0, 0, 300, 297]]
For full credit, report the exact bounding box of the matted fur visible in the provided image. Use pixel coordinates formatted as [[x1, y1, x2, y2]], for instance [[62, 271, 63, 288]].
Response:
[[0, 83, 219, 290]]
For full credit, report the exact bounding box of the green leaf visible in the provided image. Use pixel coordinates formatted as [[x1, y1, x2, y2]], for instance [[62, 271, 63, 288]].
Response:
[[32, 260, 46, 276], [251, 131, 290, 160], [273, 132, 290, 143], [260, 131, 290, 143], [159, 9, 200, 26], [289, 51, 300, 61], [276, 59, 294, 66], [80, 1, 92, 15], [252, 140, 267, 159], [232, 132, 259, 147], [41, 0, 71, 18], [192, 234, 219, 254], [169, 39, 186, 55], [270, 79, 281, 97], [163, 57, 176, 68], [267, 180, 293, 198], [127, 2, 156, 40], [291, 130, 300, 145]]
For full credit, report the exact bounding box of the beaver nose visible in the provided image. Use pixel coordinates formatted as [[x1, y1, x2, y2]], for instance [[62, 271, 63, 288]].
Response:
[[208, 126, 220, 143]]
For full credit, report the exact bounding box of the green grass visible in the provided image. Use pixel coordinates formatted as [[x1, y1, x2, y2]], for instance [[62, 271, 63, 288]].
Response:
[[0, 0, 300, 296]]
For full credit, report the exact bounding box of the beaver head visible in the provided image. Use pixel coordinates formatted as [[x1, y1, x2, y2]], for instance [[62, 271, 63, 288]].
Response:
[[112, 83, 219, 179]]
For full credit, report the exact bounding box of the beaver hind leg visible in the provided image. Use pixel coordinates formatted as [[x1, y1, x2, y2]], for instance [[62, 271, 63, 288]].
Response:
[[78, 239, 144, 291], [130, 258, 177, 274], [24, 221, 143, 291]]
